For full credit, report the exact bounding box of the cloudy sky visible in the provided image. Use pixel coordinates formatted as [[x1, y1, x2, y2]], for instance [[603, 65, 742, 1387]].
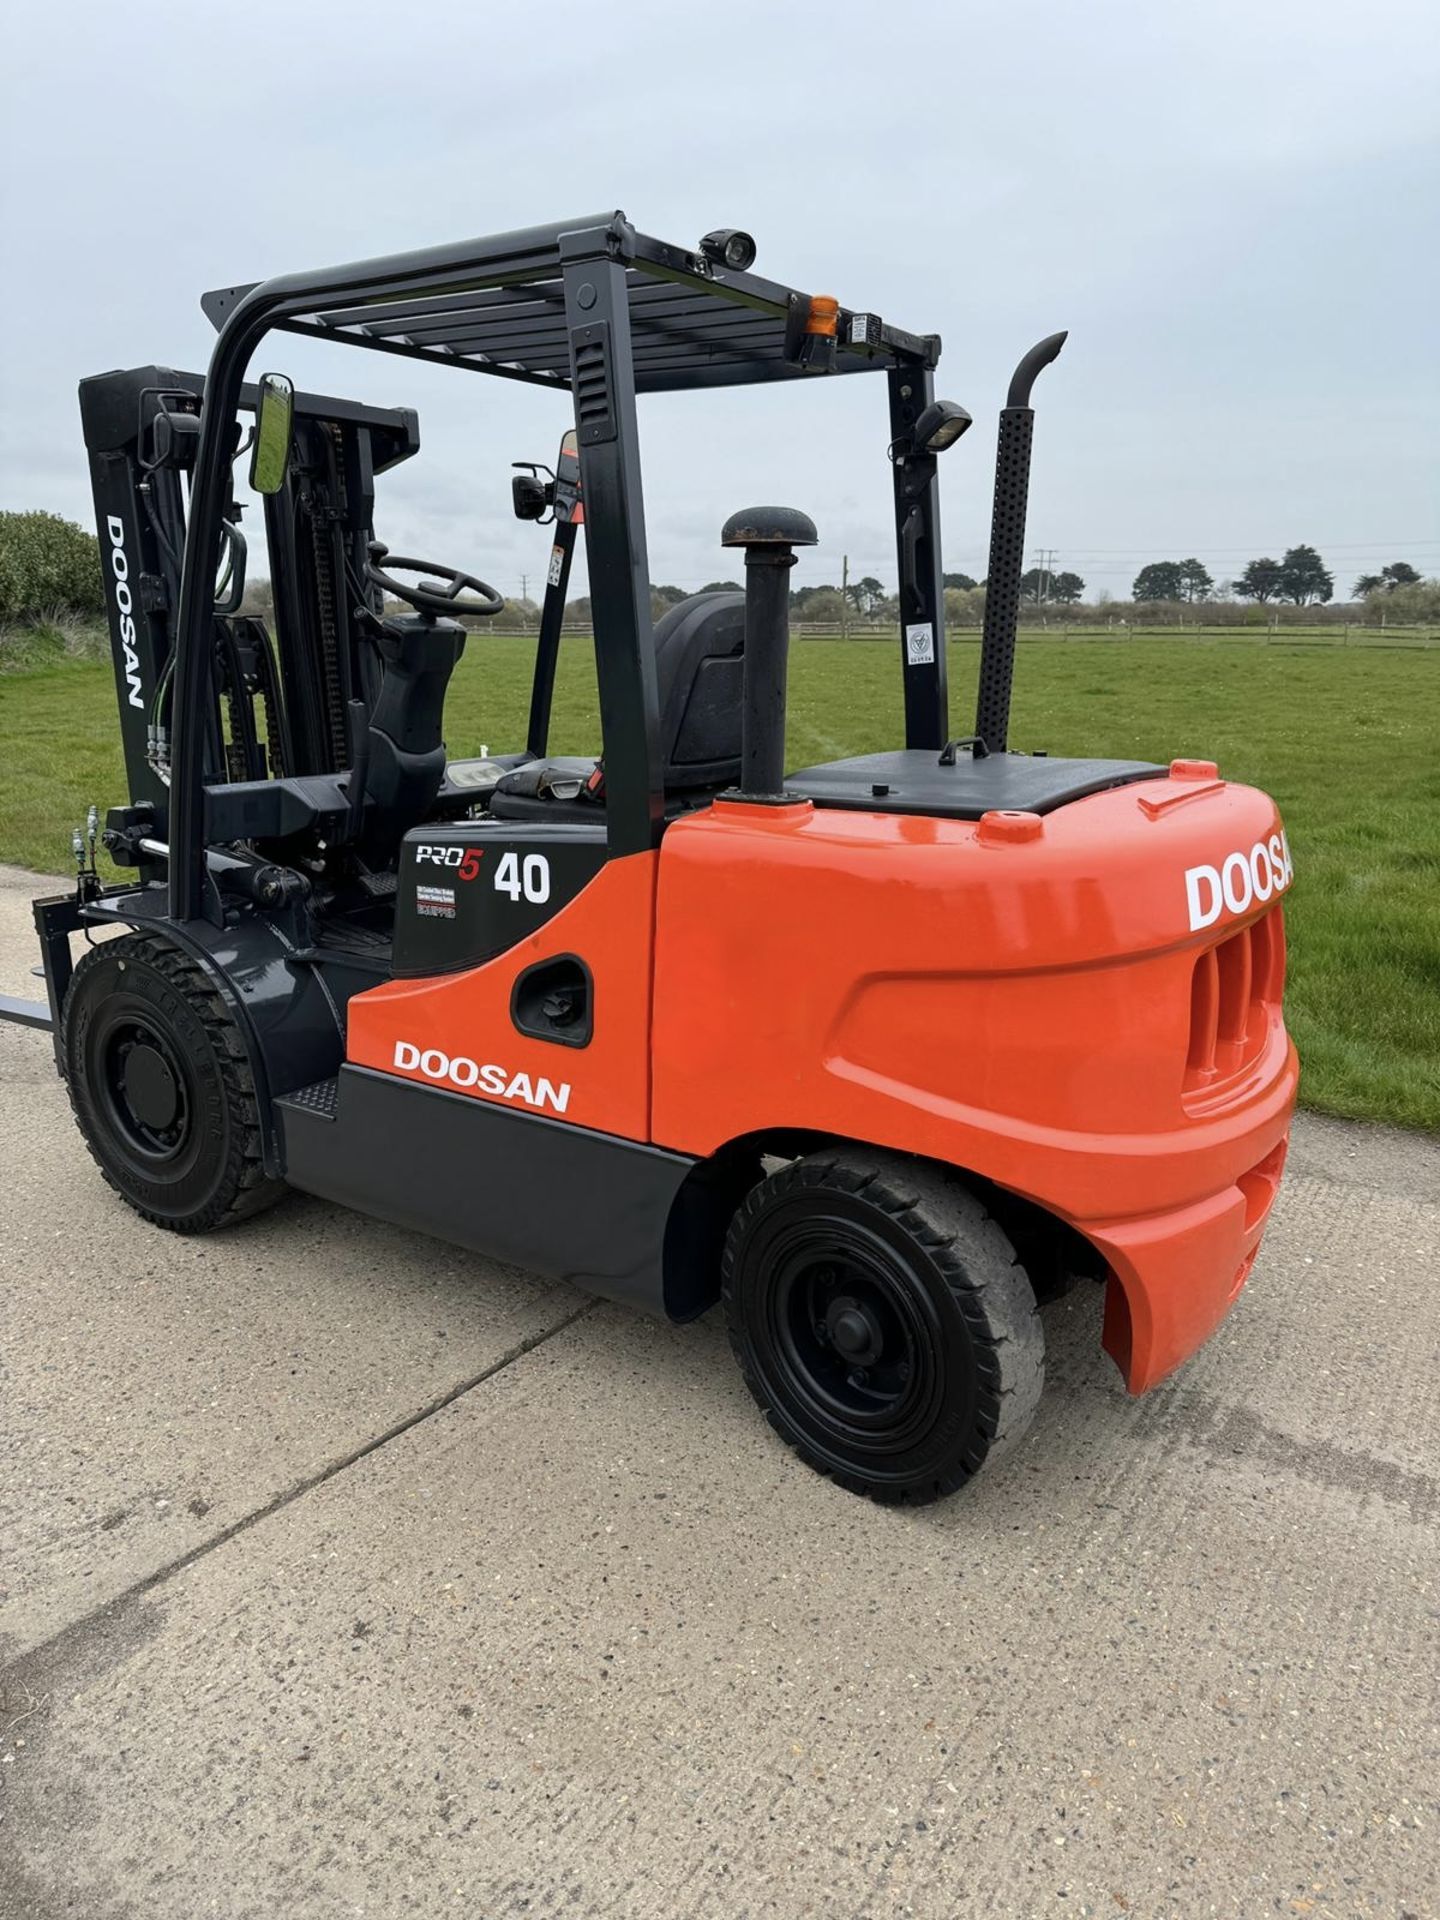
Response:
[[2, 0, 1436, 604]]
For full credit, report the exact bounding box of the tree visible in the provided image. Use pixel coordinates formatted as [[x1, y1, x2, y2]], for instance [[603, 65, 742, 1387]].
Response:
[[846, 575, 885, 616], [240, 576, 274, 618], [1132, 560, 1186, 603], [791, 584, 831, 610], [648, 583, 688, 621], [1234, 557, 1283, 603], [944, 585, 984, 626], [698, 580, 742, 594], [942, 571, 977, 591], [0, 510, 105, 621], [1278, 545, 1333, 605], [1354, 561, 1421, 597], [1177, 558, 1213, 603], [794, 587, 848, 625], [1019, 568, 1085, 605], [1373, 578, 1440, 622]]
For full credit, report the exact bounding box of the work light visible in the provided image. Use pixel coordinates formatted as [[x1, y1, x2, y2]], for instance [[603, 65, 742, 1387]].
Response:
[[913, 400, 972, 453], [699, 228, 757, 272]]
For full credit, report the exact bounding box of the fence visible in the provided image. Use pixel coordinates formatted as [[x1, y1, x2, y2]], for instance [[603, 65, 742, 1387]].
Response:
[[477, 622, 1440, 650]]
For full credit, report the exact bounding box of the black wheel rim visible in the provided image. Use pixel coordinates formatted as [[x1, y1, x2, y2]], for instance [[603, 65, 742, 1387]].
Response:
[[755, 1210, 954, 1465], [94, 1011, 194, 1164]]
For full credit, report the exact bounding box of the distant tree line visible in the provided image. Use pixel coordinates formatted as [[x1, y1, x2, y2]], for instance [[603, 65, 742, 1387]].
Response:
[[417, 554, 1439, 629], [1, 507, 1432, 638], [379, 553, 1434, 635], [1133, 547, 1337, 606]]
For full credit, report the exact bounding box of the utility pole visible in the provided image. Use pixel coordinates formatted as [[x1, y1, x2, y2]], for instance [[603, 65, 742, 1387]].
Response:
[[841, 553, 850, 641], [1031, 547, 1056, 609]]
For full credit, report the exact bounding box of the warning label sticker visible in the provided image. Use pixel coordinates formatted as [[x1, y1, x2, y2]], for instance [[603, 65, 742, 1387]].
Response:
[[416, 884, 456, 920], [905, 623, 935, 666], [547, 545, 565, 588]]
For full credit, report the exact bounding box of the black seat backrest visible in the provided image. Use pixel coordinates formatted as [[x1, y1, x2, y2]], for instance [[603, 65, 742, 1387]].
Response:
[[654, 591, 746, 792], [489, 592, 747, 822]]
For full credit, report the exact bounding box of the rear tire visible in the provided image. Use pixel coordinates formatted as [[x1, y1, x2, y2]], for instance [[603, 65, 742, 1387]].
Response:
[[62, 931, 284, 1233], [722, 1149, 1043, 1503]]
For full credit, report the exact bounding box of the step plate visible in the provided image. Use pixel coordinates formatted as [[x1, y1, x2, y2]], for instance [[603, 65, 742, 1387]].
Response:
[[277, 1075, 339, 1119]]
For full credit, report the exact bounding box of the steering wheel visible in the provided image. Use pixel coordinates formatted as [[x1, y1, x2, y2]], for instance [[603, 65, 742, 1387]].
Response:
[[366, 542, 505, 619]]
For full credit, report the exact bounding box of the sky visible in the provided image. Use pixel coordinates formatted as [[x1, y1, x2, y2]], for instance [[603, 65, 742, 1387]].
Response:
[[2, 0, 1437, 605]]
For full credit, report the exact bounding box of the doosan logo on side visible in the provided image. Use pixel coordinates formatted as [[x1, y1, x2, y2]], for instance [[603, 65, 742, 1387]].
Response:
[[1185, 831, 1293, 932], [106, 516, 145, 711], [393, 1040, 571, 1114]]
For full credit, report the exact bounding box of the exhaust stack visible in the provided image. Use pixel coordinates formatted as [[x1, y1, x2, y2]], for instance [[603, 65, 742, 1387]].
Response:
[[721, 506, 818, 801], [974, 331, 1068, 754]]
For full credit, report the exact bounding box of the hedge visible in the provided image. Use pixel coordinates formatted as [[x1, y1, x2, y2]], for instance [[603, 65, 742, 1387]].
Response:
[[0, 511, 105, 622]]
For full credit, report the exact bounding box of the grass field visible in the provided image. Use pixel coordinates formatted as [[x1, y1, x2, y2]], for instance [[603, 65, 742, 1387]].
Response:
[[2, 633, 1436, 1132]]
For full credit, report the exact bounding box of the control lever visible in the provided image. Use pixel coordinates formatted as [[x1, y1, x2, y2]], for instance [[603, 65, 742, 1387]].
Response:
[[343, 700, 370, 844]]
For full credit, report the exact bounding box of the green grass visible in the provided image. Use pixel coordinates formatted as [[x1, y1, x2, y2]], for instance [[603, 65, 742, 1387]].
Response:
[[3, 633, 1436, 1132]]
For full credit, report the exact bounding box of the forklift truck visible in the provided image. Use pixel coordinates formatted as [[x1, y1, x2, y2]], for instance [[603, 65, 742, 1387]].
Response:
[[5, 213, 1298, 1502]]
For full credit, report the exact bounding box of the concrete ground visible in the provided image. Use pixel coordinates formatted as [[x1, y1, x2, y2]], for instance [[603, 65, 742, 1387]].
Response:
[[0, 863, 1435, 1920]]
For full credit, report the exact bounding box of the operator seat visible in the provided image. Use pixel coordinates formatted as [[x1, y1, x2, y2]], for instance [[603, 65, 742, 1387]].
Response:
[[360, 610, 467, 844], [486, 590, 747, 823], [652, 589, 747, 791], [205, 608, 478, 855]]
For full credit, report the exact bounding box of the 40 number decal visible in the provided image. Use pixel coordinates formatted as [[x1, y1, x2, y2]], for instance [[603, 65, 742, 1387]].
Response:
[[493, 850, 551, 904]]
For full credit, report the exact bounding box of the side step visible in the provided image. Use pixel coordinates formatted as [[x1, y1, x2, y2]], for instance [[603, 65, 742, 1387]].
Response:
[[272, 1062, 694, 1315], [275, 1075, 339, 1121]]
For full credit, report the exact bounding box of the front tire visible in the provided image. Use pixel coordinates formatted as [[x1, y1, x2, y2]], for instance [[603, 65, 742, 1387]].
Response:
[[62, 931, 284, 1233], [722, 1150, 1043, 1504]]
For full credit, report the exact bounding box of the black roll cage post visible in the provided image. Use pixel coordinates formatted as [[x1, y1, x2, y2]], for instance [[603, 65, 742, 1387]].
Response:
[[524, 449, 583, 761], [887, 365, 947, 749], [524, 516, 574, 759], [167, 213, 951, 923], [556, 228, 664, 857]]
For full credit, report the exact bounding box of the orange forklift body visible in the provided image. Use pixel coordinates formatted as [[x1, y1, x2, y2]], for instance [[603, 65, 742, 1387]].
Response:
[[347, 761, 1297, 1394]]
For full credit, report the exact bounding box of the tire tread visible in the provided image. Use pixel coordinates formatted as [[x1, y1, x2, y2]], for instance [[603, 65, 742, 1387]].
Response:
[[722, 1148, 1044, 1504], [62, 931, 284, 1233]]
